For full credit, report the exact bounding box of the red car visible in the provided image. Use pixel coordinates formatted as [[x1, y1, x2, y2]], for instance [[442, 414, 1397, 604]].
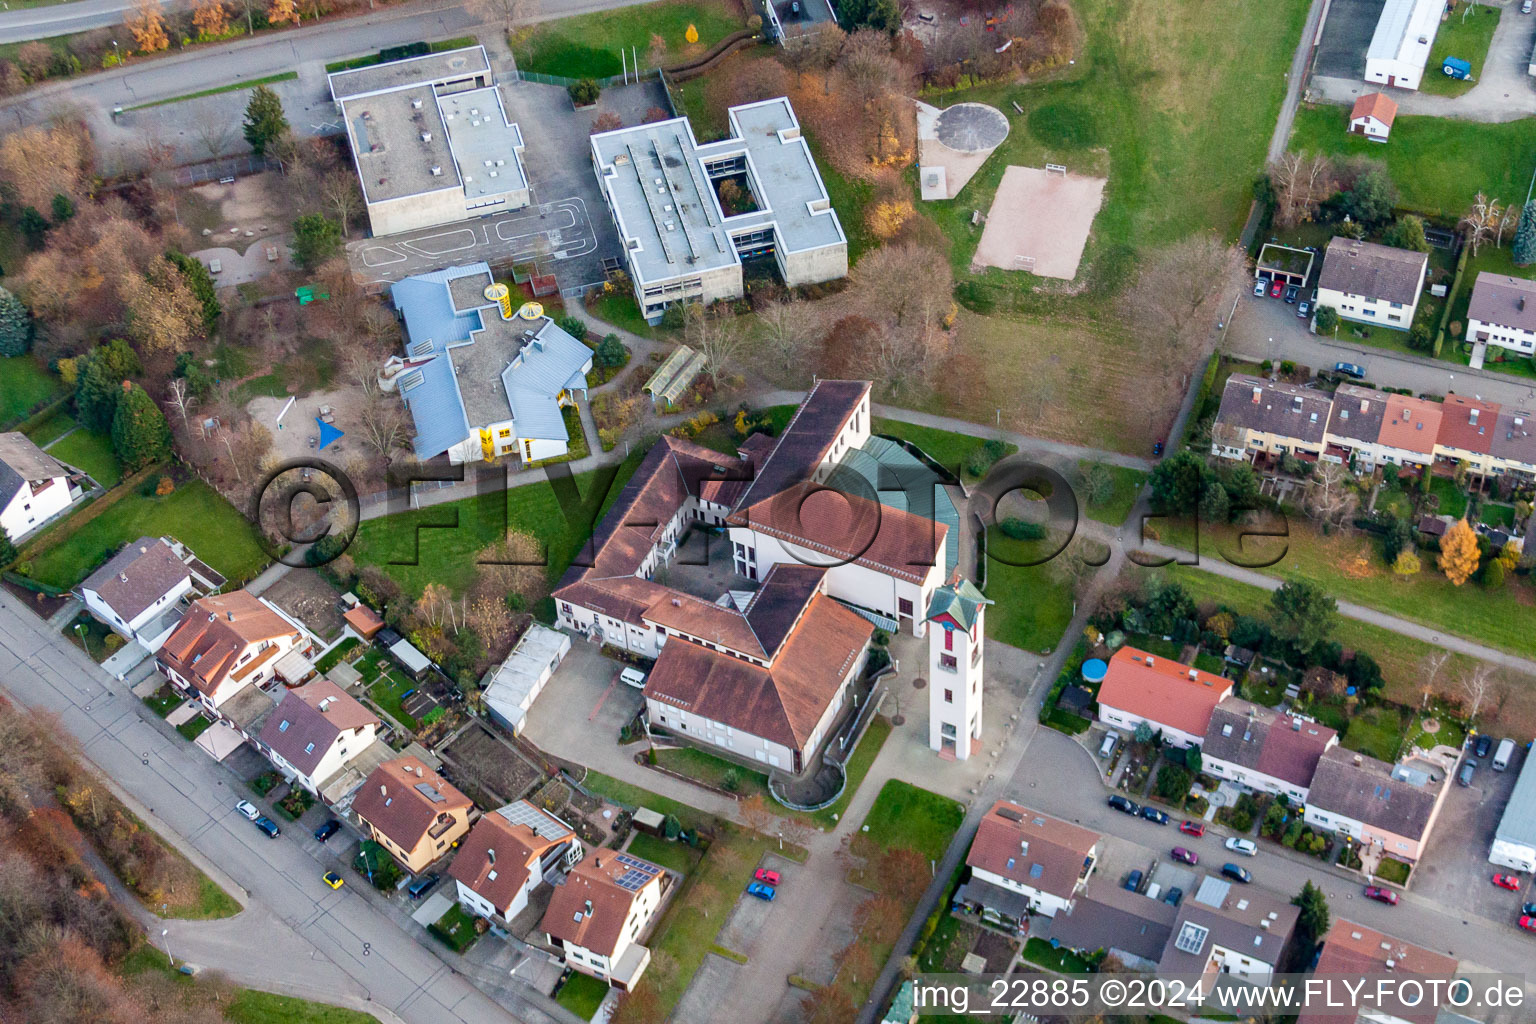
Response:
[[1493, 873, 1522, 891], [1179, 820, 1205, 838], [754, 868, 781, 886], [1171, 847, 1198, 866], [1363, 886, 1398, 906], [1520, 916, 1536, 932], [1269, 279, 1284, 299]]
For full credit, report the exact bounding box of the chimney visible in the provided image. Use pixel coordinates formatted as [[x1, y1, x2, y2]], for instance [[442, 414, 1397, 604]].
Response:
[[1189, 669, 1198, 680], [1360, 399, 1369, 413], [420, 131, 432, 142], [1020, 840, 1029, 856], [1520, 297, 1527, 312], [1146, 656, 1154, 667], [1353, 754, 1363, 766], [488, 848, 496, 865], [584, 899, 593, 918], [227, 611, 234, 621]]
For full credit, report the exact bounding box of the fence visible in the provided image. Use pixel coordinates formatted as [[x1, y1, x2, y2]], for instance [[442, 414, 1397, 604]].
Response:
[[507, 67, 661, 90], [169, 154, 282, 189]]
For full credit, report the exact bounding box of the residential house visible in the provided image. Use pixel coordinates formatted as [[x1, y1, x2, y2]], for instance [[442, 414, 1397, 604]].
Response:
[[1433, 395, 1501, 477], [79, 537, 195, 650], [342, 598, 384, 640], [352, 756, 474, 873], [1322, 384, 1390, 469], [1046, 882, 1178, 972], [1489, 745, 1536, 872], [450, 801, 581, 928], [1299, 918, 1461, 1024], [387, 263, 592, 465], [541, 850, 666, 990], [481, 623, 571, 736], [256, 678, 380, 795], [1210, 375, 1333, 463], [1363, 0, 1445, 90], [1491, 406, 1536, 481], [1340, 391, 1443, 472], [1095, 647, 1235, 749], [0, 431, 82, 542], [1158, 876, 1298, 984], [1465, 272, 1536, 357], [1304, 747, 1452, 862], [1315, 237, 1428, 331], [1201, 698, 1339, 803], [1348, 91, 1397, 141], [157, 591, 306, 711], [959, 800, 1099, 924]]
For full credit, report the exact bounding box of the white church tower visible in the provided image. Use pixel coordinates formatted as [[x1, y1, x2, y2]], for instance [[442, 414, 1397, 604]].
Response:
[[926, 577, 990, 760]]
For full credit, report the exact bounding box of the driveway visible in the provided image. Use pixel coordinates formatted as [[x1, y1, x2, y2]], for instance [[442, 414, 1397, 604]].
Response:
[[1414, 744, 1531, 924]]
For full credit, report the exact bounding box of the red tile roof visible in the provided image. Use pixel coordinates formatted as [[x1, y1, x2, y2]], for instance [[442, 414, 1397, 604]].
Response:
[[1299, 919, 1455, 1024], [352, 757, 473, 854], [157, 591, 298, 696], [343, 603, 384, 639], [967, 801, 1098, 901], [1350, 91, 1397, 126], [1435, 394, 1500, 456], [1096, 647, 1234, 738], [449, 804, 572, 915], [541, 851, 664, 956], [1376, 394, 1442, 456]]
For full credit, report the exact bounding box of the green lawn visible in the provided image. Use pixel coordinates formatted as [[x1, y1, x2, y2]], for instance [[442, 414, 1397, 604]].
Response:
[[1290, 105, 1536, 219], [983, 561, 1075, 653], [1426, 475, 1468, 518], [928, 0, 1308, 308], [583, 771, 717, 835], [655, 746, 772, 800], [25, 411, 76, 446], [348, 446, 648, 599], [47, 428, 121, 487], [22, 479, 269, 590], [1421, 3, 1501, 97], [810, 714, 891, 828], [1023, 936, 1090, 973], [144, 685, 185, 717], [555, 971, 610, 1019], [368, 670, 420, 730], [857, 780, 963, 861], [871, 417, 1019, 480], [586, 289, 658, 338], [428, 902, 482, 953], [625, 831, 702, 874], [1, 355, 62, 423], [1340, 704, 1408, 762], [510, 0, 740, 78], [177, 714, 214, 742], [1077, 460, 1146, 526], [1375, 856, 1411, 885], [64, 613, 117, 663]]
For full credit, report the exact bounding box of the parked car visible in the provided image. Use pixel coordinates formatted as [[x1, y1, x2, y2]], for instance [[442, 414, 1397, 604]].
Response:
[[322, 871, 344, 890], [1524, 0, 1533, 13], [1334, 362, 1366, 380], [1473, 734, 1493, 758], [754, 868, 781, 886], [746, 881, 776, 901], [1108, 795, 1141, 816], [1225, 837, 1258, 857], [236, 800, 259, 821], [1171, 847, 1199, 866], [1523, 901, 1536, 915], [1164, 886, 1183, 907], [1284, 284, 1299, 304], [1297, 300, 1310, 318], [1141, 806, 1169, 825], [1180, 820, 1206, 838], [1493, 874, 1522, 891], [1270, 280, 1284, 299], [1124, 869, 1144, 892], [313, 819, 341, 843], [1364, 885, 1398, 906], [1253, 279, 1267, 297], [1221, 863, 1252, 884], [1152, 439, 1164, 457], [407, 873, 441, 900], [1521, 916, 1536, 931], [253, 816, 281, 839], [1493, 738, 1515, 772], [1460, 759, 1478, 787]]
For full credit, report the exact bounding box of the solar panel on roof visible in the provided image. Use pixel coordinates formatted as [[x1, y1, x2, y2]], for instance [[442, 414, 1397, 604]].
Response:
[[612, 852, 660, 891]]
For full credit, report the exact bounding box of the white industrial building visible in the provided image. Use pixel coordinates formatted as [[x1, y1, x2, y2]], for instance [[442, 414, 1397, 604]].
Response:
[[1364, 0, 1445, 91], [481, 624, 571, 736], [1490, 745, 1536, 872], [328, 47, 530, 236], [590, 97, 847, 323]]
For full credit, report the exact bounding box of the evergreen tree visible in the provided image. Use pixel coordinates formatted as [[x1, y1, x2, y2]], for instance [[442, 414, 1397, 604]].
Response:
[[75, 339, 142, 432], [1269, 578, 1337, 657], [18, 206, 49, 249], [1383, 215, 1430, 253], [1314, 306, 1339, 333], [1148, 450, 1212, 516], [242, 85, 289, 157], [174, 351, 215, 398], [0, 286, 32, 357], [593, 333, 626, 369], [110, 382, 173, 473], [166, 250, 222, 334], [290, 214, 341, 270], [1292, 881, 1330, 954], [50, 193, 76, 224], [0, 527, 16, 567], [1513, 201, 1536, 266]]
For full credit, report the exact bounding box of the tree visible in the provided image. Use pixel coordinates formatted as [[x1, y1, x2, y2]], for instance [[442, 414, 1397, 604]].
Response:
[[0, 527, 15, 567], [50, 193, 75, 224], [837, 0, 900, 32], [1512, 200, 1536, 266], [1133, 721, 1154, 745], [1314, 305, 1339, 334], [592, 333, 626, 369], [0, 122, 93, 212], [568, 78, 601, 106], [1420, 649, 1451, 710], [473, 531, 546, 607], [0, 286, 32, 356], [110, 382, 172, 473], [590, 111, 623, 134], [18, 206, 49, 249], [1481, 556, 1505, 588], [75, 340, 141, 432], [320, 170, 362, 237], [1383, 215, 1430, 253], [267, 0, 300, 24], [1080, 462, 1115, 509], [469, 0, 540, 32], [1497, 540, 1521, 570], [1292, 881, 1330, 952], [1198, 479, 1230, 523], [165, 250, 222, 334], [738, 794, 776, 834], [1186, 745, 1203, 774], [126, 0, 169, 52], [290, 213, 342, 270], [839, 242, 954, 395], [1155, 764, 1192, 801], [243, 85, 289, 157], [1392, 549, 1421, 575], [355, 398, 410, 461], [192, 0, 230, 37], [164, 376, 197, 429], [1338, 164, 1396, 228], [754, 294, 816, 372], [1269, 152, 1334, 228], [1148, 450, 1211, 516], [683, 302, 744, 386], [1461, 192, 1500, 258], [1268, 578, 1337, 657], [1304, 462, 1358, 528], [1459, 662, 1499, 722], [1437, 518, 1480, 586]]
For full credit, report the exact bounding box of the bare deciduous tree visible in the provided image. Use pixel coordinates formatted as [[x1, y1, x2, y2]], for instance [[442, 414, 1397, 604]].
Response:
[[1459, 662, 1499, 723], [1124, 233, 1246, 355], [1269, 152, 1334, 229], [754, 294, 817, 373], [470, 0, 541, 31], [1461, 192, 1500, 257], [683, 302, 744, 386], [193, 118, 237, 162], [320, 169, 362, 238], [1420, 649, 1451, 710], [164, 377, 197, 428], [356, 398, 410, 460], [1303, 462, 1358, 528]]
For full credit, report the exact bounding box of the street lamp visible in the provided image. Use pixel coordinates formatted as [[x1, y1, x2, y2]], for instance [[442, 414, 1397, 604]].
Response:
[[76, 622, 91, 659], [160, 928, 172, 966]]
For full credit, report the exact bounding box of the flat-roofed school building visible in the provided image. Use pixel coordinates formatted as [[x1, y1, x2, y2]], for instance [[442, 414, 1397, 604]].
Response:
[[328, 47, 530, 236]]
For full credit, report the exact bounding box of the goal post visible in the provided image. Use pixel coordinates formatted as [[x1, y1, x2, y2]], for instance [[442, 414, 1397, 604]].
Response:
[[1013, 255, 1036, 272], [1044, 163, 1068, 176]]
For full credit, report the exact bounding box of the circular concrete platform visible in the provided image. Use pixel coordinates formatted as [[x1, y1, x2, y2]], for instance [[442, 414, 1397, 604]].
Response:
[[934, 102, 1010, 154]]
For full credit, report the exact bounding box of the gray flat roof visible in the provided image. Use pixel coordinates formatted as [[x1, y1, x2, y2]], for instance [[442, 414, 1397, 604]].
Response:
[[439, 86, 527, 200], [328, 45, 491, 101], [1367, 0, 1441, 67], [591, 97, 844, 287], [1495, 746, 1536, 851], [342, 87, 461, 206]]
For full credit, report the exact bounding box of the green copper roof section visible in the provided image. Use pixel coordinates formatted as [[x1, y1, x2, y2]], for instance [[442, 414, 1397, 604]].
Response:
[[926, 577, 989, 629]]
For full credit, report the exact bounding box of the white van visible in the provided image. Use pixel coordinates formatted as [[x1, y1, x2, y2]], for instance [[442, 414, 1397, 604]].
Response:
[[1144, 882, 1162, 902], [1099, 733, 1118, 759], [620, 667, 647, 689], [1492, 738, 1516, 772]]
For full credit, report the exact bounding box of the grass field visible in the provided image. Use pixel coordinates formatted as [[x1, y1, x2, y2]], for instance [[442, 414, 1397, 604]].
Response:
[[871, 416, 1019, 480], [348, 446, 647, 599], [555, 971, 610, 1019], [22, 478, 269, 589], [1, 355, 62, 423], [926, 0, 1308, 307], [1290, 105, 1536, 219], [47, 428, 121, 487], [857, 780, 964, 860], [428, 902, 481, 953], [367, 669, 419, 730], [510, 0, 740, 78], [1340, 703, 1409, 761], [983, 560, 1075, 652], [25, 411, 76, 446], [1078, 460, 1146, 526], [1421, 3, 1501, 98], [625, 831, 702, 874]]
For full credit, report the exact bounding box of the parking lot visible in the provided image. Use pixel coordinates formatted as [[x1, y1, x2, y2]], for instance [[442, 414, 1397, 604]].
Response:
[[1414, 744, 1532, 925], [1314, 0, 1388, 79]]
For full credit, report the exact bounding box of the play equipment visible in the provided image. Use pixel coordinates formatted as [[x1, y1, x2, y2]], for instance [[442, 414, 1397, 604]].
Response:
[[484, 282, 512, 320], [516, 301, 544, 321]]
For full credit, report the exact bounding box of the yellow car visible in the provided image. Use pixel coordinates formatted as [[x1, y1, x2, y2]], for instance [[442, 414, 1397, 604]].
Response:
[[322, 871, 344, 890]]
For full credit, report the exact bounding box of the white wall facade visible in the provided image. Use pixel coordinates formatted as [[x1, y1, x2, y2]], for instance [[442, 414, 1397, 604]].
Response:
[[267, 726, 379, 794], [1316, 283, 1421, 332], [1468, 315, 1536, 355], [1202, 755, 1313, 804], [1097, 705, 1204, 750], [552, 878, 661, 985], [1, 475, 73, 540], [1349, 114, 1391, 141], [1489, 836, 1536, 873], [929, 611, 983, 761], [161, 631, 302, 710], [82, 574, 193, 646], [365, 186, 469, 237], [970, 859, 1091, 919]]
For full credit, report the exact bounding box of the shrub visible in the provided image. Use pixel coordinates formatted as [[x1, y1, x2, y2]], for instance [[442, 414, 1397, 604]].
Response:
[[558, 314, 587, 341], [998, 518, 1045, 541], [568, 78, 600, 106], [964, 439, 1009, 478]]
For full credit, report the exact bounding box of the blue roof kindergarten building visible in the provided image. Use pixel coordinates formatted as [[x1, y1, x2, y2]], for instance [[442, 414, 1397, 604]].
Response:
[[383, 263, 592, 465], [590, 97, 847, 323]]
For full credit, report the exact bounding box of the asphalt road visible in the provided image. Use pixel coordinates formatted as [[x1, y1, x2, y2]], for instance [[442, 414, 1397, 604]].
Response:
[[0, 589, 549, 1024], [0, 0, 180, 45]]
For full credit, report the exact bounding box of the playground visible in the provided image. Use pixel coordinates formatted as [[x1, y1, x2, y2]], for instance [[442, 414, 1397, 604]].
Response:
[[973, 165, 1106, 280], [916, 101, 1011, 200]]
